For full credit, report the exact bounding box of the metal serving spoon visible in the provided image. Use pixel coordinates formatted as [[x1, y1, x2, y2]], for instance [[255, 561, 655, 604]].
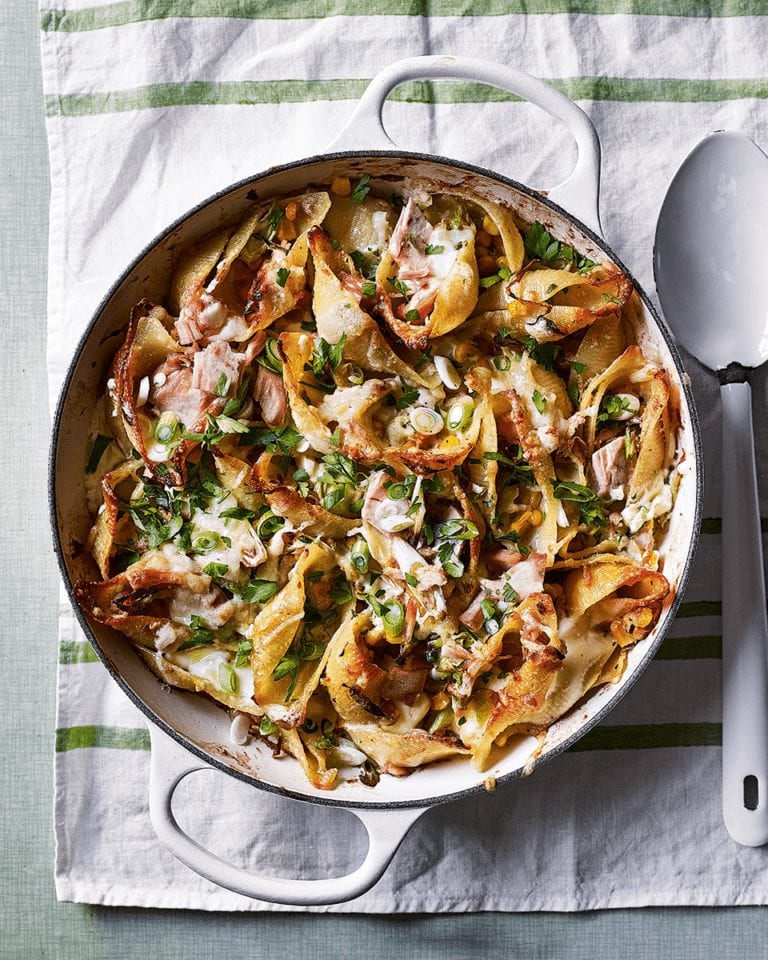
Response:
[[655, 131, 768, 846]]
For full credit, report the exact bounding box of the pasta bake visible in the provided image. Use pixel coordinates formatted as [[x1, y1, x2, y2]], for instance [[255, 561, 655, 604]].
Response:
[[76, 175, 678, 789]]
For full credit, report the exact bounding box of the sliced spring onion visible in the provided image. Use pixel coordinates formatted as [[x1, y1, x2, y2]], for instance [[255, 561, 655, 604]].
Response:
[[191, 532, 221, 554], [85, 435, 112, 473], [258, 337, 283, 374], [378, 514, 414, 534], [434, 355, 462, 390], [428, 707, 454, 734], [409, 406, 444, 436], [387, 482, 408, 501], [446, 396, 474, 431], [350, 538, 370, 573], [382, 601, 405, 637], [218, 662, 239, 694], [154, 412, 179, 444], [443, 558, 464, 578], [259, 716, 278, 735], [338, 362, 364, 385], [257, 511, 285, 539]]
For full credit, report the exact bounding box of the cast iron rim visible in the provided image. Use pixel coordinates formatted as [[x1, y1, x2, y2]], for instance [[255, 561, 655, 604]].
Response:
[[49, 149, 704, 811]]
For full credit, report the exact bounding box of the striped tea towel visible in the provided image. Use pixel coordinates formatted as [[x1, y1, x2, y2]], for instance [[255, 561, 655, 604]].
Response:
[[42, 1, 768, 911]]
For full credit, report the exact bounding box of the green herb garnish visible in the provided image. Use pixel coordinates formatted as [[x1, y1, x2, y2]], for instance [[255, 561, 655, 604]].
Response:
[[86, 435, 112, 473], [351, 174, 371, 203]]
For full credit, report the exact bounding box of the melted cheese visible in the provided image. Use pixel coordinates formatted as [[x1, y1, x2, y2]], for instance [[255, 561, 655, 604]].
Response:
[[622, 477, 673, 533]]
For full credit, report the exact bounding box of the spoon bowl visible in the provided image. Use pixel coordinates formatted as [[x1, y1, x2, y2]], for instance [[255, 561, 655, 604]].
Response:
[[655, 131, 768, 372]]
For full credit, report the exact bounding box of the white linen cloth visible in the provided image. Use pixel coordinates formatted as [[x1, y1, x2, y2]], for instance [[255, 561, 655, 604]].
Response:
[[41, 2, 768, 910]]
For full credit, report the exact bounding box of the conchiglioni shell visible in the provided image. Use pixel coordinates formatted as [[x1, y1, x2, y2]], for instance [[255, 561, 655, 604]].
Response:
[[570, 313, 626, 383], [246, 543, 343, 726], [344, 724, 468, 774], [87, 458, 143, 578]]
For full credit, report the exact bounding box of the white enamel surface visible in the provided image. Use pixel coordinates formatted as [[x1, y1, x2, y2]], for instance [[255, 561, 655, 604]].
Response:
[[654, 131, 768, 371]]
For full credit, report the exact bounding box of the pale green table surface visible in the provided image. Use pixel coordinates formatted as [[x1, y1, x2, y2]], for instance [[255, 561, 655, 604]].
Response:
[[2, 3, 767, 957]]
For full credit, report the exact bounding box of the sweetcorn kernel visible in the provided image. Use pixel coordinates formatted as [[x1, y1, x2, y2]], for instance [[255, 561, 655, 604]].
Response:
[[285, 200, 298, 221], [482, 214, 500, 236], [331, 176, 352, 196], [431, 692, 450, 711]]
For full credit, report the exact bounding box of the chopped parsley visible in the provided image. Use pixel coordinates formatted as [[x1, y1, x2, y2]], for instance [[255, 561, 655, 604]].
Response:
[[276, 266, 290, 287], [240, 424, 302, 455], [520, 335, 560, 371], [220, 506, 257, 521], [350, 249, 379, 280], [524, 221, 596, 272], [350, 174, 371, 203], [273, 636, 327, 701], [598, 393, 632, 423], [552, 481, 608, 528], [395, 376, 419, 411], [483, 449, 534, 485], [239, 579, 279, 604], [532, 389, 547, 414], [235, 639, 253, 668], [388, 277, 410, 297], [265, 204, 284, 240], [307, 334, 347, 391], [178, 615, 215, 651]]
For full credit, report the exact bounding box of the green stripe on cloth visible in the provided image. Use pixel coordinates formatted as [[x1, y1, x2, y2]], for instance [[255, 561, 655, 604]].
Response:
[[39, 0, 768, 32], [569, 722, 721, 751], [59, 639, 100, 664], [55, 725, 151, 752], [44, 76, 768, 117], [655, 634, 721, 659], [676, 600, 721, 618]]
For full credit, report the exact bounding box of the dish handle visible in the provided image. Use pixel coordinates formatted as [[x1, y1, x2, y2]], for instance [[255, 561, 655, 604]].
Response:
[[147, 724, 428, 905], [328, 55, 602, 236]]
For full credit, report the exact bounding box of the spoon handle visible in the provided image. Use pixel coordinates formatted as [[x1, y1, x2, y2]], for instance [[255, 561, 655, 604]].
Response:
[[720, 380, 768, 846]]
